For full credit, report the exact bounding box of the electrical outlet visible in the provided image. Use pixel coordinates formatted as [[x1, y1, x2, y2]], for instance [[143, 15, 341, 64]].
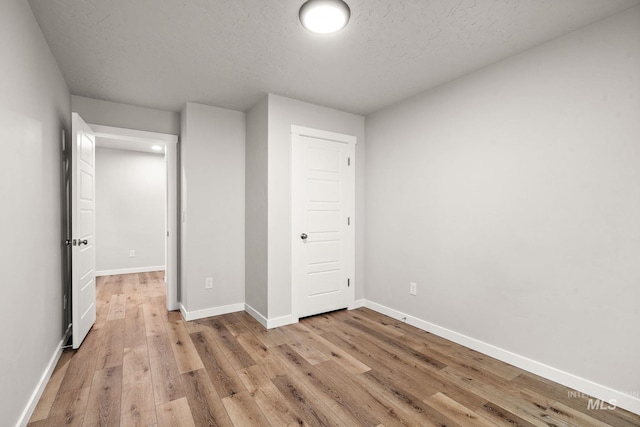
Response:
[[410, 282, 417, 296], [205, 277, 213, 289], [129, 250, 135, 257]]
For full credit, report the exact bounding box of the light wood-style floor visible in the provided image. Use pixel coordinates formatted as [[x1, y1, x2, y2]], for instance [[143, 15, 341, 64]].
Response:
[[29, 272, 639, 426]]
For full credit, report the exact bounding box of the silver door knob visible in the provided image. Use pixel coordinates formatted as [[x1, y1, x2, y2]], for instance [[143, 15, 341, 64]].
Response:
[[300, 233, 308, 240], [78, 239, 88, 246]]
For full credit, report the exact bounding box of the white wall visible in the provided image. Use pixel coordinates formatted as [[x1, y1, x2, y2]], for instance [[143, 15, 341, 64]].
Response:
[[245, 97, 269, 317], [180, 102, 245, 316], [365, 6, 640, 412], [0, 0, 71, 425], [267, 94, 365, 320], [95, 148, 166, 274], [72, 95, 180, 135]]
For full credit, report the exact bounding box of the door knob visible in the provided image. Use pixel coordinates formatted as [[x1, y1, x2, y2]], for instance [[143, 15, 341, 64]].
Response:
[[78, 239, 88, 246], [300, 233, 308, 240]]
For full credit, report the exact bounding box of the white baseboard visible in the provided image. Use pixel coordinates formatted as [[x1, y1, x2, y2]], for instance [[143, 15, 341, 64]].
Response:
[[179, 302, 245, 321], [95, 265, 166, 277], [364, 300, 640, 416], [245, 298, 364, 330], [244, 304, 268, 328], [244, 304, 297, 329], [17, 326, 70, 427], [266, 314, 297, 329]]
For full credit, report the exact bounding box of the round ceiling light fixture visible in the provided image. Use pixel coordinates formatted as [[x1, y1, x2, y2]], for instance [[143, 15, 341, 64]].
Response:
[[299, 0, 351, 34]]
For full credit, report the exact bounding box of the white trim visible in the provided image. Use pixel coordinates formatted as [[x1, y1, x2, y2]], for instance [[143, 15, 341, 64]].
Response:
[[266, 314, 297, 329], [95, 266, 166, 277], [90, 124, 178, 144], [244, 304, 268, 328], [164, 140, 178, 311], [291, 125, 357, 144], [245, 304, 299, 329], [86, 123, 178, 312], [352, 298, 365, 309], [364, 299, 640, 416], [179, 302, 245, 321], [16, 327, 70, 427]]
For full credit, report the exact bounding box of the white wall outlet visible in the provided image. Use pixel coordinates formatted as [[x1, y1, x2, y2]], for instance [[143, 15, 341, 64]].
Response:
[[410, 282, 417, 296], [129, 250, 135, 257], [205, 277, 213, 289]]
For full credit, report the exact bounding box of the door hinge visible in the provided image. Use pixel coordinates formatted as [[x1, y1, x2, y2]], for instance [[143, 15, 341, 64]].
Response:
[[348, 157, 351, 166], [347, 217, 350, 226], [347, 278, 350, 287]]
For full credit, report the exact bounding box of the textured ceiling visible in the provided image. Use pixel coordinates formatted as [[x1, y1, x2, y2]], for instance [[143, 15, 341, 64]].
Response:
[[29, 0, 640, 115]]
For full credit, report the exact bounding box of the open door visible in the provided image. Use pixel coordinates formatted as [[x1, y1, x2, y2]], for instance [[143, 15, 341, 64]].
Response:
[[71, 113, 96, 349]]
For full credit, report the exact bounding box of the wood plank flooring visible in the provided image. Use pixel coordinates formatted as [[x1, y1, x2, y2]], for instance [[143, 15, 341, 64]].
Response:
[[29, 272, 640, 426]]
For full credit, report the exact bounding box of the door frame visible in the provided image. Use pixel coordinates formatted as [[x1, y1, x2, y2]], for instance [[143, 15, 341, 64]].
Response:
[[290, 124, 357, 322], [90, 124, 179, 311]]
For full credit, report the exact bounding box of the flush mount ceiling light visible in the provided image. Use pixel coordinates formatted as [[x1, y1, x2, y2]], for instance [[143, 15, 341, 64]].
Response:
[[299, 0, 351, 34]]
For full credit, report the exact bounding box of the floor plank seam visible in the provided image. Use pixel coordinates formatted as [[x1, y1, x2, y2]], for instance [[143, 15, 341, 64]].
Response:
[[27, 271, 640, 427]]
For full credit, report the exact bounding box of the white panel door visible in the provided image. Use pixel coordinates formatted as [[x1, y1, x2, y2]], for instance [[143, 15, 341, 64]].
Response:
[[71, 113, 96, 349], [292, 127, 355, 319]]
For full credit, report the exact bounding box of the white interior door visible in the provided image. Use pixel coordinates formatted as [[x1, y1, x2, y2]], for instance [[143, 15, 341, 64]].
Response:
[[292, 126, 356, 319], [71, 113, 96, 349]]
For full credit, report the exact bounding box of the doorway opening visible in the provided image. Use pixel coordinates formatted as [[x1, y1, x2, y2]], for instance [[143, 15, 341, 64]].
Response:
[[90, 124, 178, 311]]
